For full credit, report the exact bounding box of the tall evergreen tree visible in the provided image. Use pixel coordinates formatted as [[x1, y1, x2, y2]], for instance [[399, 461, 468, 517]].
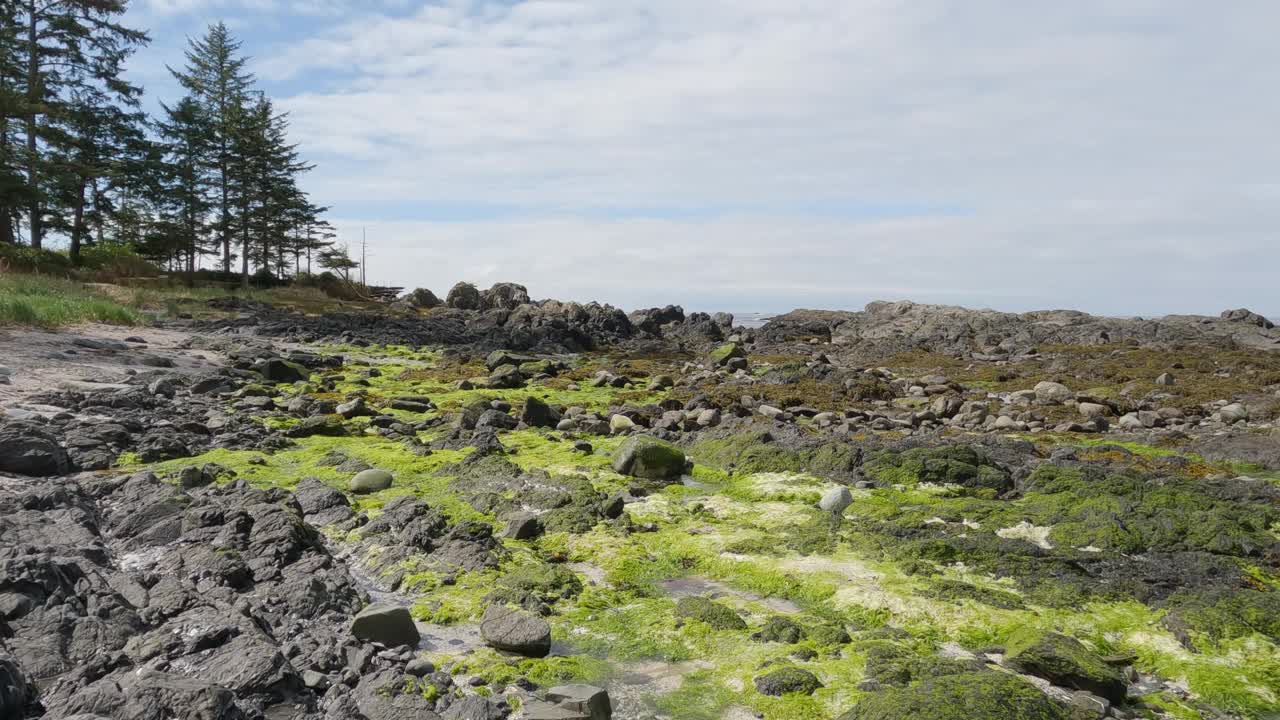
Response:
[[11, 0, 147, 248], [169, 22, 253, 273], [154, 96, 213, 284], [0, 0, 27, 245]]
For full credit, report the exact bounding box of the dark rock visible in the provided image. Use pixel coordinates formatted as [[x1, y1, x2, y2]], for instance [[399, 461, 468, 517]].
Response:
[[479, 604, 551, 657], [521, 397, 562, 428], [0, 421, 72, 476], [351, 605, 421, 648]]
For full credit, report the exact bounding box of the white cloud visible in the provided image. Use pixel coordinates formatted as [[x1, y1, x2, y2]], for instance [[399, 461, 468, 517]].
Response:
[[159, 1, 1280, 315]]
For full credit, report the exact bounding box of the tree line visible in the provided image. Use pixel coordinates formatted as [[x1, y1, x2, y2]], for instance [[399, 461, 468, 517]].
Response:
[[0, 1, 342, 287]]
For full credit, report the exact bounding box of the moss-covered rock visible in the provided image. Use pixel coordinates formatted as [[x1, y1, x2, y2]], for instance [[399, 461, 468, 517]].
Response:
[[1160, 587, 1280, 648], [866, 445, 1012, 493], [753, 666, 822, 696], [1004, 629, 1125, 703], [688, 432, 860, 479], [861, 642, 986, 687], [486, 563, 583, 615], [709, 342, 746, 367], [674, 596, 747, 630], [612, 436, 687, 481], [752, 616, 806, 644], [839, 671, 1073, 720]]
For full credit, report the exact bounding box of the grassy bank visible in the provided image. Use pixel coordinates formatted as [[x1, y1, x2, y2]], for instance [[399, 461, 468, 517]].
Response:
[[0, 274, 144, 328]]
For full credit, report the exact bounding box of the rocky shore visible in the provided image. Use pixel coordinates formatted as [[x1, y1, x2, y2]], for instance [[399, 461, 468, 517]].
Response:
[[2, 283, 1277, 720]]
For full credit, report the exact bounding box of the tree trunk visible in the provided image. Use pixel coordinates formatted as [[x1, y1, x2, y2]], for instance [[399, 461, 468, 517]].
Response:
[[240, 202, 250, 289], [25, 0, 41, 248], [0, 121, 14, 244], [69, 179, 86, 264]]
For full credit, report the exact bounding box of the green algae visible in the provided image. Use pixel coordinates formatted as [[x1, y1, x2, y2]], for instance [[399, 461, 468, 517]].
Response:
[[105, 341, 1280, 719]]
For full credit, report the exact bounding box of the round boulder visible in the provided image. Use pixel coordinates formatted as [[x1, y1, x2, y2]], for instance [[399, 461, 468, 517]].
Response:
[[480, 604, 552, 657], [350, 469, 393, 494]]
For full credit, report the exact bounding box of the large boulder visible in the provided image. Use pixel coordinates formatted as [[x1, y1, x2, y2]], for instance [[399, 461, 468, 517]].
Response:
[[0, 421, 71, 476], [839, 671, 1072, 720], [481, 282, 531, 311], [611, 437, 687, 481], [446, 282, 483, 310], [351, 605, 420, 648], [405, 287, 442, 309], [480, 604, 552, 657], [1003, 630, 1126, 703], [1220, 308, 1275, 329]]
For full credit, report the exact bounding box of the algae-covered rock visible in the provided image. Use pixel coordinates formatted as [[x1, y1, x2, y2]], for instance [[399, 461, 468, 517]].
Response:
[[350, 469, 394, 494], [1004, 629, 1125, 703], [486, 563, 582, 615], [839, 671, 1073, 720], [709, 342, 746, 367], [754, 666, 822, 696], [688, 432, 860, 479], [861, 642, 985, 687], [674, 596, 747, 630], [612, 436, 686, 481], [752, 616, 807, 644], [866, 445, 1011, 493]]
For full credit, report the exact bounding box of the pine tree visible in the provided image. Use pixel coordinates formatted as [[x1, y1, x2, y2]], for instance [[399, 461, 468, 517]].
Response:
[[169, 22, 253, 273], [154, 96, 213, 284], [0, 0, 27, 244], [12, 0, 147, 248]]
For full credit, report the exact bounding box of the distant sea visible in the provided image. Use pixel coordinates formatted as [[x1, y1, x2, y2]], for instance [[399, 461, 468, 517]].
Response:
[[732, 312, 775, 329]]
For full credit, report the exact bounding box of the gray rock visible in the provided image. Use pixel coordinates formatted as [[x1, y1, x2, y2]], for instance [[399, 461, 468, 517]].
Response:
[[1155, 372, 1176, 386], [445, 281, 482, 310], [479, 604, 551, 657], [1033, 381, 1073, 404], [819, 486, 853, 515], [405, 658, 435, 677], [480, 282, 531, 311], [609, 414, 636, 435], [350, 469, 394, 494], [351, 604, 420, 648], [1220, 403, 1249, 423], [546, 684, 611, 720], [0, 421, 71, 476], [503, 512, 543, 540], [1077, 402, 1109, 419]]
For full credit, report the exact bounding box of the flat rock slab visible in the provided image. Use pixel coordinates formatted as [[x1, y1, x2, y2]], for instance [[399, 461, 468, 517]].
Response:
[[479, 604, 551, 658]]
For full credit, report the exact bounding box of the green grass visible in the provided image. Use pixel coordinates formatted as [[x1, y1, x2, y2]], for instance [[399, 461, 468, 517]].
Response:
[[0, 274, 144, 327]]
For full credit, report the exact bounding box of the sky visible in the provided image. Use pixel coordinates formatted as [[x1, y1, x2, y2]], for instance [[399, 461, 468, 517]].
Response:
[[123, 0, 1279, 317]]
